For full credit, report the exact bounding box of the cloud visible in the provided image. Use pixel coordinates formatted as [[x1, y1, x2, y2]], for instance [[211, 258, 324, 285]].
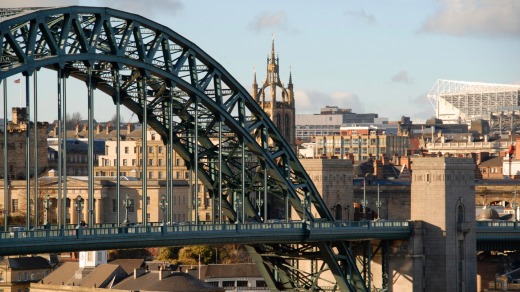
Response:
[[249, 11, 290, 32], [344, 9, 376, 25], [391, 70, 414, 84], [294, 89, 365, 114], [420, 0, 520, 37]]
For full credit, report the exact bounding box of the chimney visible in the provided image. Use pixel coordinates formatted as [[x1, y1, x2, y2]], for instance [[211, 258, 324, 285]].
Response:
[[134, 268, 145, 279], [159, 267, 170, 280], [96, 124, 102, 134], [83, 124, 88, 132], [106, 123, 112, 134], [53, 123, 58, 137], [75, 124, 80, 135], [127, 123, 133, 133]]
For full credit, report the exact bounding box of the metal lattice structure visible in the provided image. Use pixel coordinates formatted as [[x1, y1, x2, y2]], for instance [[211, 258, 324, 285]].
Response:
[[0, 6, 368, 291], [428, 79, 520, 132]]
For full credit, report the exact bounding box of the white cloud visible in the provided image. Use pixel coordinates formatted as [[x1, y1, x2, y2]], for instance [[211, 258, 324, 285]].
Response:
[[344, 9, 376, 25], [249, 11, 290, 33], [420, 0, 520, 37], [294, 89, 365, 114], [391, 70, 414, 84]]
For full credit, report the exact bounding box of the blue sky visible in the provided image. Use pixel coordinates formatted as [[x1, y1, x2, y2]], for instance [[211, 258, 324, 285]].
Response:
[[3, 0, 520, 123]]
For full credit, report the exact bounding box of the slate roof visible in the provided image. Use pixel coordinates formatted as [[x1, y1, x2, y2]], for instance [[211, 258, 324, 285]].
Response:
[[79, 264, 127, 288], [479, 156, 504, 167], [113, 271, 224, 292], [108, 258, 145, 275], [41, 261, 78, 285], [4, 256, 51, 270], [204, 263, 261, 278]]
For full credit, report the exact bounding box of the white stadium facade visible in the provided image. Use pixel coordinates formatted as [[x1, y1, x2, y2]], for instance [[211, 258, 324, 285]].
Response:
[[428, 79, 520, 133]]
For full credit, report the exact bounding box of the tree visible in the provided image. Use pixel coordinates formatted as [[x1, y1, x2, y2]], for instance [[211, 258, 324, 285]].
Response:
[[110, 113, 123, 125], [66, 112, 83, 129]]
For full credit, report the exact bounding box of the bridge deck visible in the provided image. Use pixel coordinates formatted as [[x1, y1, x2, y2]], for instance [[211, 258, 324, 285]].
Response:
[[0, 221, 413, 256]]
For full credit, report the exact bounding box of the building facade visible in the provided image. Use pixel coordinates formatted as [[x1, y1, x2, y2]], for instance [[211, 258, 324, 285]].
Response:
[[252, 36, 296, 150]]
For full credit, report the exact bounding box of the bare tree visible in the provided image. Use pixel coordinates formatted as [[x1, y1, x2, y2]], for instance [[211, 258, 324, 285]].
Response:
[[66, 112, 83, 129]]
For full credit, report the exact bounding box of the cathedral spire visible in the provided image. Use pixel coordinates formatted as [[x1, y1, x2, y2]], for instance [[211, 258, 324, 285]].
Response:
[[288, 66, 293, 86], [271, 32, 276, 62]]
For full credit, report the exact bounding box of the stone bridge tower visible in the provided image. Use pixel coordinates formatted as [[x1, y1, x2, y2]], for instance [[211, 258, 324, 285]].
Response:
[[411, 157, 476, 292]]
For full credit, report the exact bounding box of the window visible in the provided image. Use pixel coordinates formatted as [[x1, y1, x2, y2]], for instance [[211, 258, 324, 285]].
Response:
[[147, 213, 150, 220], [176, 172, 180, 179], [124, 147, 129, 154], [158, 159, 163, 166], [151, 134, 156, 140], [149, 146, 154, 153], [113, 159, 117, 166], [149, 172, 154, 179], [158, 172, 163, 179], [149, 159, 153, 166], [132, 159, 137, 166], [176, 158, 181, 166], [104, 159, 110, 166], [147, 196, 150, 205], [158, 146, 163, 153], [12, 199, 18, 212], [134, 147, 137, 154], [123, 159, 128, 166], [112, 199, 117, 212]]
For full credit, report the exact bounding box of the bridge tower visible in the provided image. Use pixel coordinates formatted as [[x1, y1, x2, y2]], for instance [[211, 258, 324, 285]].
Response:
[[252, 35, 296, 151], [411, 157, 476, 292]]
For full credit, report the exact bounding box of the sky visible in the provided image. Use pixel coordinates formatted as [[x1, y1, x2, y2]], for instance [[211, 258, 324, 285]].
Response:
[[2, 0, 519, 123]]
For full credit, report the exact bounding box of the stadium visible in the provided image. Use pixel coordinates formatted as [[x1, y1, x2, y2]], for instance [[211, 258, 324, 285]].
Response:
[[428, 79, 520, 133]]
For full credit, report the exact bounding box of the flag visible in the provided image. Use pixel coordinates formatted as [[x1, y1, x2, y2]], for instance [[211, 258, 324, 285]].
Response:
[[14, 79, 20, 84]]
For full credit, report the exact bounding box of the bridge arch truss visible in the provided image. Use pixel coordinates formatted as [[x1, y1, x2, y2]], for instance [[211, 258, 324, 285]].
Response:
[[0, 6, 367, 291]]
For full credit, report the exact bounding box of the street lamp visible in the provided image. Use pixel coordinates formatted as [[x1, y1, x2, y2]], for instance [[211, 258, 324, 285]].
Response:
[[160, 194, 168, 225], [375, 183, 383, 220], [75, 195, 84, 228], [362, 174, 369, 220], [43, 194, 52, 227], [256, 196, 264, 220], [514, 186, 518, 223], [123, 194, 131, 226]]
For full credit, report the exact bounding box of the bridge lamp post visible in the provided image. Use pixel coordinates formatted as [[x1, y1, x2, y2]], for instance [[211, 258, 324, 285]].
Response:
[[43, 194, 52, 228], [345, 205, 350, 221], [375, 183, 382, 220], [75, 195, 84, 228], [514, 187, 518, 223], [123, 194, 131, 226], [362, 174, 369, 220], [160, 194, 168, 225], [256, 197, 264, 219], [301, 198, 307, 222]]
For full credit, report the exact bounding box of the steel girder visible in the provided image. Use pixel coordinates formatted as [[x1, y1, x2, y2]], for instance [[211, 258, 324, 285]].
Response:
[[0, 7, 366, 291]]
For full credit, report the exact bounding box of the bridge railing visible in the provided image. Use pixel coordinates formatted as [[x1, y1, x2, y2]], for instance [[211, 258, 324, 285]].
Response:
[[0, 220, 413, 241], [477, 221, 520, 229]]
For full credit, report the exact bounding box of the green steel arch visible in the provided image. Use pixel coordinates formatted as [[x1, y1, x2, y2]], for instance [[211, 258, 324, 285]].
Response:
[[0, 7, 366, 291]]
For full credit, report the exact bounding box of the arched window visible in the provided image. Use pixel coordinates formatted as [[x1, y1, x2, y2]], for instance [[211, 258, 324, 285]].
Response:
[[457, 204, 465, 223], [335, 204, 342, 220]]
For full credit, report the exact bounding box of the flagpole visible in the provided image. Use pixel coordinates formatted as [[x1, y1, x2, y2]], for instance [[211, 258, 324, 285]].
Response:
[[19, 79, 21, 107]]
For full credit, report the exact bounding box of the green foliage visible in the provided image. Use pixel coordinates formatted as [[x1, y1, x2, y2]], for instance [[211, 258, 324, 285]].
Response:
[[156, 246, 180, 261]]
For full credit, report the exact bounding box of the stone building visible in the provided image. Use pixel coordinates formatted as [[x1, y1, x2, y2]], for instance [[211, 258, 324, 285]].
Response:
[[0, 107, 48, 179], [252, 35, 296, 151], [0, 176, 189, 225], [299, 158, 353, 220], [410, 157, 476, 291], [0, 256, 52, 292]]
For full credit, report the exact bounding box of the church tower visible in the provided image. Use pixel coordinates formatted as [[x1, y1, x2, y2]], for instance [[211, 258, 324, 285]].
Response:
[[253, 35, 296, 151]]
